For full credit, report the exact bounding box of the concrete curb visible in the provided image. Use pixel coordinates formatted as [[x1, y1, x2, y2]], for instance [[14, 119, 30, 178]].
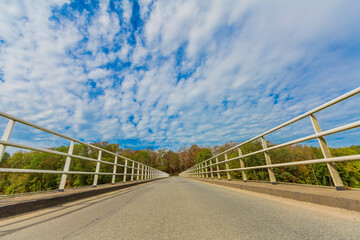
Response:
[[191, 178, 360, 212], [0, 179, 159, 219]]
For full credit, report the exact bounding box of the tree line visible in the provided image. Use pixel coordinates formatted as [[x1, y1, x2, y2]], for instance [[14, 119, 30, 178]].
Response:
[[0, 141, 359, 194]]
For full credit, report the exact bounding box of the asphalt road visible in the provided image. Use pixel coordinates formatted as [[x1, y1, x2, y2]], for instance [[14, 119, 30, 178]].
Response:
[[1, 177, 359, 240]]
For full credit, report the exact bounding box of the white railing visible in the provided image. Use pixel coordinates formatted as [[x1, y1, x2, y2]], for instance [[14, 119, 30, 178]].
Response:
[[179, 87, 360, 190], [0, 112, 169, 192]]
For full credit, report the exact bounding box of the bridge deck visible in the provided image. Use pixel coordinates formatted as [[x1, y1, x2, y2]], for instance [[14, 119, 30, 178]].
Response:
[[0, 179, 156, 219], [0, 177, 359, 239], [190, 178, 360, 211]]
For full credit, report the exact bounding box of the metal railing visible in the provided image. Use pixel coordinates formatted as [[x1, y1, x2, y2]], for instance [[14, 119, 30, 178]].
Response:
[[0, 111, 169, 192], [179, 87, 360, 190]]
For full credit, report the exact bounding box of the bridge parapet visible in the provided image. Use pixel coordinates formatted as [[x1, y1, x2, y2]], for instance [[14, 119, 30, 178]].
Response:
[[180, 87, 360, 190], [0, 111, 169, 192]]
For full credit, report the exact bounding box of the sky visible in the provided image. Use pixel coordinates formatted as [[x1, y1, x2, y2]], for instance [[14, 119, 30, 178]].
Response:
[[0, 0, 360, 151]]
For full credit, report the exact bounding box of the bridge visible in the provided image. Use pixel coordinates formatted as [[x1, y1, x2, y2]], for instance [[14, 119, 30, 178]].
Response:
[[0, 87, 360, 239]]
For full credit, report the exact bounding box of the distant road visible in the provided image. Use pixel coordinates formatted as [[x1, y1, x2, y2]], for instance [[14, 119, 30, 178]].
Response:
[[1, 177, 359, 239]]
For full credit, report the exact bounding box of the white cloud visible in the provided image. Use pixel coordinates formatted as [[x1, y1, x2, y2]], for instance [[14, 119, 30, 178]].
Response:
[[0, 0, 359, 152]]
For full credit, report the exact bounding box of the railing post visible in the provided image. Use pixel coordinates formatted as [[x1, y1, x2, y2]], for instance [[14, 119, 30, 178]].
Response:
[[209, 160, 214, 179], [260, 137, 276, 184], [0, 119, 15, 162], [201, 163, 205, 178], [93, 150, 102, 187], [205, 161, 209, 178], [131, 161, 135, 182], [112, 156, 118, 184], [123, 159, 128, 183], [237, 147, 247, 182], [136, 162, 140, 181], [310, 114, 345, 190], [145, 166, 148, 180], [215, 157, 221, 180], [59, 140, 75, 191], [225, 153, 231, 180], [141, 164, 144, 180]]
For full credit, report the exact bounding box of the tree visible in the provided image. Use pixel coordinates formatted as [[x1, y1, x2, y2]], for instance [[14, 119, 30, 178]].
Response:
[[0, 152, 10, 166], [196, 148, 212, 164]]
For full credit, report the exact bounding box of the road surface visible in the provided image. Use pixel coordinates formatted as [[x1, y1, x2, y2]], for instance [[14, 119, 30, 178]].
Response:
[[1, 177, 359, 239]]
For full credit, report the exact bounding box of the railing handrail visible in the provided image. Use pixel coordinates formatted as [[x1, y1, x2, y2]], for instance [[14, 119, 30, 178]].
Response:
[[205, 120, 360, 168], [188, 86, 360, 169], [0, 110, 141, 163], [0, 111, 169, 192], [180, 86, 360, 190]]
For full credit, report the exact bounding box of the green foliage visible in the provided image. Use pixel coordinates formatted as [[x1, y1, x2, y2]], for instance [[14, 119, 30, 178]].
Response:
[[0, 152, 10, 166], [1, 141, 360, 195], [196, 149, 212, 164]]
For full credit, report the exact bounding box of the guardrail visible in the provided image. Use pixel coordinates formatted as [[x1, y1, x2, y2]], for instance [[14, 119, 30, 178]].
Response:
[[0, 112, 169, 192], [179, 87, 360, 190]]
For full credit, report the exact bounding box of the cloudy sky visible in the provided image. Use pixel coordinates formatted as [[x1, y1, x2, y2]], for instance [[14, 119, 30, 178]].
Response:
[[0, 0, 359, 151]]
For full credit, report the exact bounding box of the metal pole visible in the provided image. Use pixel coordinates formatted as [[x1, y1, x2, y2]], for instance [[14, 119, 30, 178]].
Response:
[[93, 150, 102, 187], [261, 137, 276, 183], [131, 161, 135, 182], [112, 156, 118, 184], [205, 161, 209, 178], [216, 157, 220, 180], [310, 114, 344, 190], [237, 147, 247, 182], [123, 159, 128, 183], [225, 153, 231, 180], [209, 159, 214, 179], [137, 162, 140, 181], [0, 119, 15, 162], [59, 140, 75, 191], [201, 163, 205, 178], [141, 164, 144, 180]]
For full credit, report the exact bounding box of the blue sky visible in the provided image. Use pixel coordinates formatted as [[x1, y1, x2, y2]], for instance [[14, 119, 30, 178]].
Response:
[[0, 0, 360, 151]]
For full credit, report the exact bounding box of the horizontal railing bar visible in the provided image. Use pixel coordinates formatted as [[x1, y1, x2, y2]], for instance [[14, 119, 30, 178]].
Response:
[[202, 120, 360, 169], [0, 140, 156, 171], [0, 111, 140, 165], [0, 168, 160, 176], [0, 168, 122, 175], [188, 87, 360, 169], [197, 154, 360, 174]]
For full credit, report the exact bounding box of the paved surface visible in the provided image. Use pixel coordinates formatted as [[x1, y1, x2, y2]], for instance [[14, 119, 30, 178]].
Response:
[[0, 179, 155, 218], [0, 179, 153, 207], [0, 177, 359, 240], [193, 177, 360, 200], [191, 177, 360, 211]]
